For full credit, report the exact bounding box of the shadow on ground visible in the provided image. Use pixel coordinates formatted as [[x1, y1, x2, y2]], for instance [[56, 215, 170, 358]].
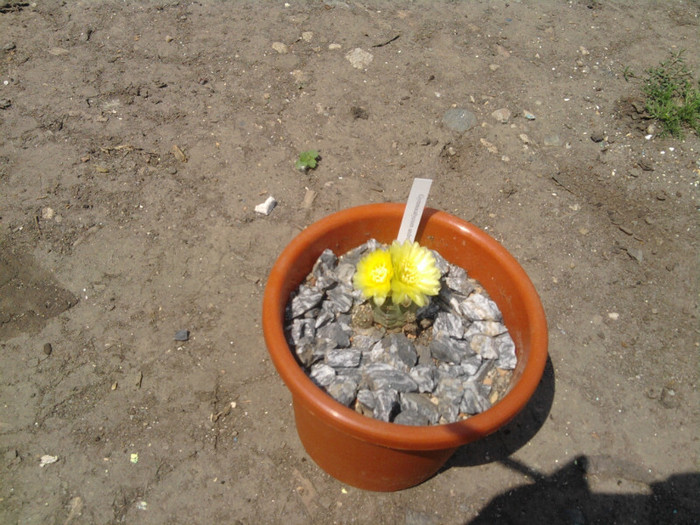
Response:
[[466, 457, 700, 524]]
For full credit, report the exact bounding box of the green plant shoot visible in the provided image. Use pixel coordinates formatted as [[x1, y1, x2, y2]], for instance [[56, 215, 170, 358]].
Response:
[[295, 150, 320, 171]]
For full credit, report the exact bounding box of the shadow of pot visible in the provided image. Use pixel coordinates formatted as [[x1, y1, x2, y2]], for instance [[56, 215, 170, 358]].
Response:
[[262, 204, 548, 491]]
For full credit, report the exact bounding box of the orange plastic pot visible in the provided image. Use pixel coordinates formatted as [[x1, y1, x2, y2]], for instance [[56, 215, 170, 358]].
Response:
[[262, 203, 548, 491]]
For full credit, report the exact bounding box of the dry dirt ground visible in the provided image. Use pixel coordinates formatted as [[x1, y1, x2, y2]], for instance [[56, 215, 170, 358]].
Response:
[[1, 1, 699, 523]]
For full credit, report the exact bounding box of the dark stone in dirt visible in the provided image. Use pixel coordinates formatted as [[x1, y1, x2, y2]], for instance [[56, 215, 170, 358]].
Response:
[[0, 98, 10, 109], [638, 159, 654, 171], [590, 132, 605, 142], [174, 329, 189, 341], [43, 342, 52, 356], [351, 106, 368, 119], [659, 387, 680, 409]]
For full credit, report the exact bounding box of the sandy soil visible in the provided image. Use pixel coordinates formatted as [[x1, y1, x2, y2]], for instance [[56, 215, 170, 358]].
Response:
[[1, 1, 698, 523]]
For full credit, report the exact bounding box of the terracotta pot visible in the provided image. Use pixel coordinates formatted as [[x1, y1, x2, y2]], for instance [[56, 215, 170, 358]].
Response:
[[262, 203, 548, 491]]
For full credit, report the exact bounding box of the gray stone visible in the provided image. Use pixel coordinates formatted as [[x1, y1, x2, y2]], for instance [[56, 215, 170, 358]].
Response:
[[430, 333, 473, 364], [442, 108, 477, 133], [491, 108, 511, 124], [437, 399, 460, 423], [174, 329, 189, 341], [387, 333, 418, 367], [416, 344, 432, 366], [316, 321, 351, 348], [461, 381, 491, 414], [373, 388, 398, 422], [290, 318, 315, 345], [341, 239, 381, 267], [434, 377, 464, 423], [370, 333, 418, 371], [314, 275, 337, 291], [469, 334, 499, 359], [327, 376, 358, 406], [290, 285, 324, 318], [327, 285, 354, 314], [295, 340, 319, 367], [393, 409, 430, 426], [460, 294, 502, 321], [336, 313, 353, 332], [433, 311, 465, 339], [345, 47, 373, 69], [445, 265, 474, 295], [335, 262, 356, 287], [474, 358, 496, 383], [310, 363, 336, 387], [312, 249, 338, 278], [364, 364, 418, 392], [356, 388, 376, 410], [495, 333, 517, 370], [409, 364, 437, 393], [336, 367, 362, 384], [351, 333, 381, 351], [400, 393, 440, 424], [314, 304, 335, 329], [431, 250, 451, 275], [430, 335, 461, 364], [461, 355, 483, 376], [465, 320, 507, 337], [435, 376, 465, 403], [325, 348, 362, 368], [437, 286, 467, 316]]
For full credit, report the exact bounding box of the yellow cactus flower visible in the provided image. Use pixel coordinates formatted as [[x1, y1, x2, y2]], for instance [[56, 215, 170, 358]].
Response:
[[389, 241, 441, 307], [353, 249, 394, 306]]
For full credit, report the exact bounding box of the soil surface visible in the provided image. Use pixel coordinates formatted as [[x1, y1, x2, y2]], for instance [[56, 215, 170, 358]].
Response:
[[1, 1, 698, 523]]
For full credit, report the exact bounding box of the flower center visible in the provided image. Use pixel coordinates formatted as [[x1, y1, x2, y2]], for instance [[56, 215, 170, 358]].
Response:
[[371, 265, 389, 283], [399, 263, 416, 284]]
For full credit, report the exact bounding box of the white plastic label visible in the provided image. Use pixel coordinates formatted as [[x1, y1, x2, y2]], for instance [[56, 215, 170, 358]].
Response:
[[396, 178, 433, 243]]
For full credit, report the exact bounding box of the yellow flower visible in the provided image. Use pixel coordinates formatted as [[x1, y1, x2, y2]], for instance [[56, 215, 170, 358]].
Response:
[[353, 249, 394, 306], [389, 241, 441, 307]]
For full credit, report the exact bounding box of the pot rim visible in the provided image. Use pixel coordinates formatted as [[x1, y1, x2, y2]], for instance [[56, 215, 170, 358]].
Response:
[[262, 203, 548, 450]]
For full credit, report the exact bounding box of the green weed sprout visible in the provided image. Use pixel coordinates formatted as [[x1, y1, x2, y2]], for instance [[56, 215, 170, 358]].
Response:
[[642, 51, 700, 138], [295, 150, 320, 171]]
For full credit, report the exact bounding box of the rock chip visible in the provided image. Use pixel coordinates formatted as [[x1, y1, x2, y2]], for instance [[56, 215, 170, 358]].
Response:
[[442, 108, 477, 133], [491, 108, 511, 123], [345, 48, 373, 69]]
